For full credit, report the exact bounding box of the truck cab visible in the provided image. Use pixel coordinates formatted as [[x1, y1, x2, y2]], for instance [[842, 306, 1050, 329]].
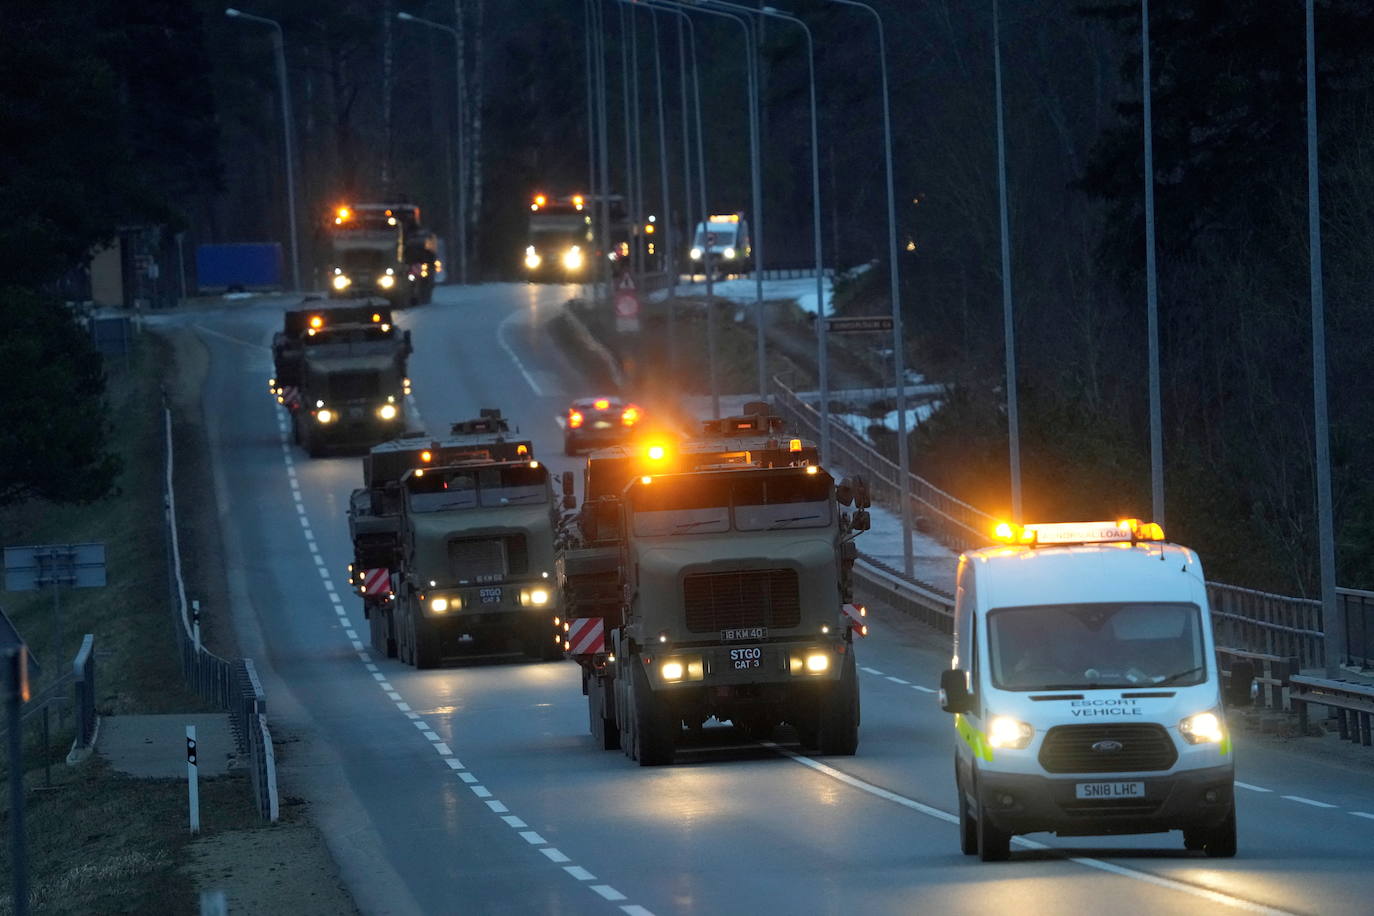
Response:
[[326, 203, 437, 306], [939, 519, 1252, 861], [348, 411, 533, 659], [392, 457, 563, 668]]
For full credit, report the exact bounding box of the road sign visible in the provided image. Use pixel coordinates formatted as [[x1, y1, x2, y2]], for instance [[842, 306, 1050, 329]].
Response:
[[3, 544, 107, 592], [614, 272, 641, 332], [826, 316, 895, 334], [616, 272, 637, 291]]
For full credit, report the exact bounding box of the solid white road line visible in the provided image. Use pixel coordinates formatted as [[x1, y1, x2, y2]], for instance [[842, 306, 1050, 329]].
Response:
[[1234, 781, 1272, 793], [1350, 811, 1374, 820], [497, 313, 543, 396], [1282, 795, 1337, 809]]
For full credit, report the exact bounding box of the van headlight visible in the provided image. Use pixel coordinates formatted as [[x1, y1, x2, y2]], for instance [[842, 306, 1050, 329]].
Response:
[[723, 247, 736, 260], [315, 409, 334, 424], [1179, 709, 1225, 744], [332, 274, 351, 290], [378, 274, 396, 290], [689, 246, 703, 260], [377, 403, 398, 420], [987, 716, 1034, 749]]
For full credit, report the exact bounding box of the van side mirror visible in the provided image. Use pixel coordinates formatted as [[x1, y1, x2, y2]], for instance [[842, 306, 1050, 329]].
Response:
[[850, 509, 871, 532], [939, 669, 974, 714], [561, 471, 577, 510], [1224, 660, 1256, 707], [836, 477, 854, 507]]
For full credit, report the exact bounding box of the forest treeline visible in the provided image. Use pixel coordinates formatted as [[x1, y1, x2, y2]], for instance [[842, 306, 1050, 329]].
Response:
[[2, 0, 1370, 593]]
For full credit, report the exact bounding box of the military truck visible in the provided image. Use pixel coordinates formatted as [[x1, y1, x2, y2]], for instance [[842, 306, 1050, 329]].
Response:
[[326, 203, 438, 306], [268, 302, 413, 456], [388, 442, 565, 669], [347, 411, 534, 657], [559, 408, 871, 765]]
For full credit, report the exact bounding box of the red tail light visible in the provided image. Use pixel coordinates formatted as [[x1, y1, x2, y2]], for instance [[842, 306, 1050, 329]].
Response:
[[569, 410, 584, 429]]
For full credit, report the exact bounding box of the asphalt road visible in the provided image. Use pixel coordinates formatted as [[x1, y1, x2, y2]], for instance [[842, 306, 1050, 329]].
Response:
[[177, 284, 1374, 915]]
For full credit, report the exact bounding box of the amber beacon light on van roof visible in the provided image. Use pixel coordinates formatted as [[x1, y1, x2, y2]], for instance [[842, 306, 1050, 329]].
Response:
[[990, 518, 1166, 546]]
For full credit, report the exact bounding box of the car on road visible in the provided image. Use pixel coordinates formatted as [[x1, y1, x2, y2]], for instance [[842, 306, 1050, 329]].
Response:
[[564, 396, 642, 455]]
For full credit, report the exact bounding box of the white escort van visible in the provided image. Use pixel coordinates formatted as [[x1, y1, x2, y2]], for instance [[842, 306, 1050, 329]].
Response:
[[938, 519, 1254, 861]]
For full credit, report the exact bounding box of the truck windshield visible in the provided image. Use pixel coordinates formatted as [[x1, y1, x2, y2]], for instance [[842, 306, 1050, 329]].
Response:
[[324, 370, 382, 401], [987, 602, 1206, 691], [407, 465, 548, 513], [341, 249, 390, 270], [630, 473, 830, 536], [693, 225, 739, 248]]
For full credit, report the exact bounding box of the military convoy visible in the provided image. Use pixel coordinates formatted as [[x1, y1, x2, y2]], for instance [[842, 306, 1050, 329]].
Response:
[[347, 411, 563, 668], [559, 406, 871, 764], [269, 302, 413, 456]]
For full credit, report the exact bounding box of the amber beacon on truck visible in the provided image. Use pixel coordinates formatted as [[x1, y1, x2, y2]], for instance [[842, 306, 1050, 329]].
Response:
[[939, 518, 1257, 861]]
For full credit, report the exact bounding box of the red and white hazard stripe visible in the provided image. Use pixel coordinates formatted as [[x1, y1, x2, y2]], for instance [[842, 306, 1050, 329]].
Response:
[[567, 618, 605, 656], [842, 603, 869, 637], [282, 386, 301, 410], [361, 568, 391, 597]]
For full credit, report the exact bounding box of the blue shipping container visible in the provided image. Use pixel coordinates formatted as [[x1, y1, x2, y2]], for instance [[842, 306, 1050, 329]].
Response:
[[196, 243, 283, 292]]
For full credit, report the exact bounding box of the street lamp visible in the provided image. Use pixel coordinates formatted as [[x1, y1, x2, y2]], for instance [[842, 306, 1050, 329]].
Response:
[[225, 8, 302, 293], [825, 0, 915, 577], [758, 5, 829, 465], [991, 0, 1021, 520], [1141, 0, 1164, 528], [397, 10, 468, 285]]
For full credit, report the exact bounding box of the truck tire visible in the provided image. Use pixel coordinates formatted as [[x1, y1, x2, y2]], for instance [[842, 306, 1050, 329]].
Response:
[[411, 608, 441, 669], [369, 603, 397, 658], [1185, 806, 1237, 858], [957, 766, 977, 855], [631, 663, 676, 766], [589, 679, 620, 750], [817, 656, 860, 756], [976, 778, 1012, 862]]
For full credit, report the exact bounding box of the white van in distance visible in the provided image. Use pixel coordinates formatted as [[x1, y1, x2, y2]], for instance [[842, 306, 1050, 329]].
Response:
[[938, 519, 1255, 861]]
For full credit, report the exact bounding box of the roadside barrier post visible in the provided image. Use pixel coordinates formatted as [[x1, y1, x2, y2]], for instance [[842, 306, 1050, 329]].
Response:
[[192, 600, 201, 653], [187, 725, 200, 834]]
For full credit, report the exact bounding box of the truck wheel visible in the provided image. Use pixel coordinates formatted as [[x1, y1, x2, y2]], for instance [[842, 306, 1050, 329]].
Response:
[[817, 656, 860, 755], [632, 663, 676, 766], [412, 611, 440, 669], [976, 788, 1012, 862], [589, 680, 620, 750], [1186, 807, 1237, 858], [290, 411, 301, 445], [369, 604, 396, 658]]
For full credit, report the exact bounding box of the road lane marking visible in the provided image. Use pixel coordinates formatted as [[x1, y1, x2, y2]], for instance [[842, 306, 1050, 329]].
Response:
[[762, 741, 1295, 914], [497, 314, 544, 395], [1235, 781, 1272, 793], [434, 743, 453, 756], [910, 685, 936, 694], [541, 848, 572, 863], [459, 772, 479, 784], [885, 676, 909, 685], [470, 785, 492, 798], [564, 866, 595, 881], [446, 759, 465, 771], [591, 886, 627, 902], [860, 667, 883, 675], [520, 831, 548, 845], [621, 907, 655, 916], [1282, 795, 1337, 809], [502, 815, 528, 828], [395, 702, 411, 712], [1351, 811, 1374, 820], [485, 800, 509, 813], [413, 720, 431, 731]]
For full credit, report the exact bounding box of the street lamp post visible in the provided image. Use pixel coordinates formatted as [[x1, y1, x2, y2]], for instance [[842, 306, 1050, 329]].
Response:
[[225, 8, 302, 293], [826, 0, 914, 576], [1142, 0, 1164, 528], [759, 6, 829, 465], [649, 10, 675, 302], [397, 10, 468, 285], [991, 0, 1021, 520]]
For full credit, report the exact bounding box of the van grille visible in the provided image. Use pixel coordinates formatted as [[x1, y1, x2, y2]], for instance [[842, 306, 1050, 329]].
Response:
[[1038, 724, 1178, 773], [683, 569, 800, 633]]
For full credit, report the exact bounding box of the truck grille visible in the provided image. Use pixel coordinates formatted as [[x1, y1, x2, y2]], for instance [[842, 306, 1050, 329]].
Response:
[[1037, 724, 1178, 774], [448, 535, 527, 581], [683, 569, 800, 633]]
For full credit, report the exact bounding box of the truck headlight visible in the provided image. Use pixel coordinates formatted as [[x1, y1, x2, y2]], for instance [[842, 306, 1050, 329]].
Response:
[[332, 274, 351, 290], [987, 716, 1034, 749], [562, 246, 584, 270], [723, 247, 736, 260], [1180, 710, 1225, 744], [377, 403, 398, 420], [520, 588, 550, 606], [378, 274, 396, 289], [315, 409, 334, 424], [661, 661, 684, 681], [430, 597, 449, 613], [689, 246, 703, 260], [804, 653, 829, 673], [658, 657, 703, 682], [524, 246, 542, 270]]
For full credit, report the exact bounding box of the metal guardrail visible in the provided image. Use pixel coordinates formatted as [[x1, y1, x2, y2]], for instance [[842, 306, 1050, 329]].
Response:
[[162, 400, 278, 821], [1290, 675, 1374, 746], [1208, 583, 1326, 671], [72, 634, 96, 750], [1342, 587, 1374, 669]]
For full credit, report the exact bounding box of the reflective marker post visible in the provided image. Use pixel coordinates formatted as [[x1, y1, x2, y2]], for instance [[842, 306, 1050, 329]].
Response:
[[187, 725, 201, 834]]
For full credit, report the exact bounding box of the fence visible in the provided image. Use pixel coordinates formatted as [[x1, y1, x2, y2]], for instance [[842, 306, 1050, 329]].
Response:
[[162, 401, 278, 821], [0, 634, 98, 787], [771, 375, 1364, 688]]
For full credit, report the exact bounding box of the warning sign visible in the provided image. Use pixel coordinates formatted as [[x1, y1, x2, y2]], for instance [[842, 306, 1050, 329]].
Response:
[[614, 272, 640, 332]]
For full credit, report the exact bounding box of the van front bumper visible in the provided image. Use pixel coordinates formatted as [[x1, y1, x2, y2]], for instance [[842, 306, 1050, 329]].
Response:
[[977, 764, 1234, 837]]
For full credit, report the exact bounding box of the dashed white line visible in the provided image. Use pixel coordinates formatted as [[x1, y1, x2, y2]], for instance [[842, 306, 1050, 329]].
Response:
[[590, 886, 627, 902], [519, 831, 548, 846], [860, 667, 883, 675], [541, 847, 572, 863], [1350, 811, 1374, 820], [502, 815, 527, 829], [377, 681, 393, 691], [1235, 781, 1272, 793], [371, 672, 386, 682], [497, 315, 544, 395], [413, 720, 431, 731], [564, 866, 595, 881], [434, 742, 453, 756], [1282, 795, 1337, 809], [470, 785, 492, 798], [364, 663, 379, 672], [404, 712, 420, 720], [459, 772, 479, 784], [396, 702, 412, 712], [446, 759, 466, 771], [910, 685, 936, 694], [421, 729, 440, 742], [350, 639, 365, 651], [485, 800, 509, 813], [621, 907, 656, 916]]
